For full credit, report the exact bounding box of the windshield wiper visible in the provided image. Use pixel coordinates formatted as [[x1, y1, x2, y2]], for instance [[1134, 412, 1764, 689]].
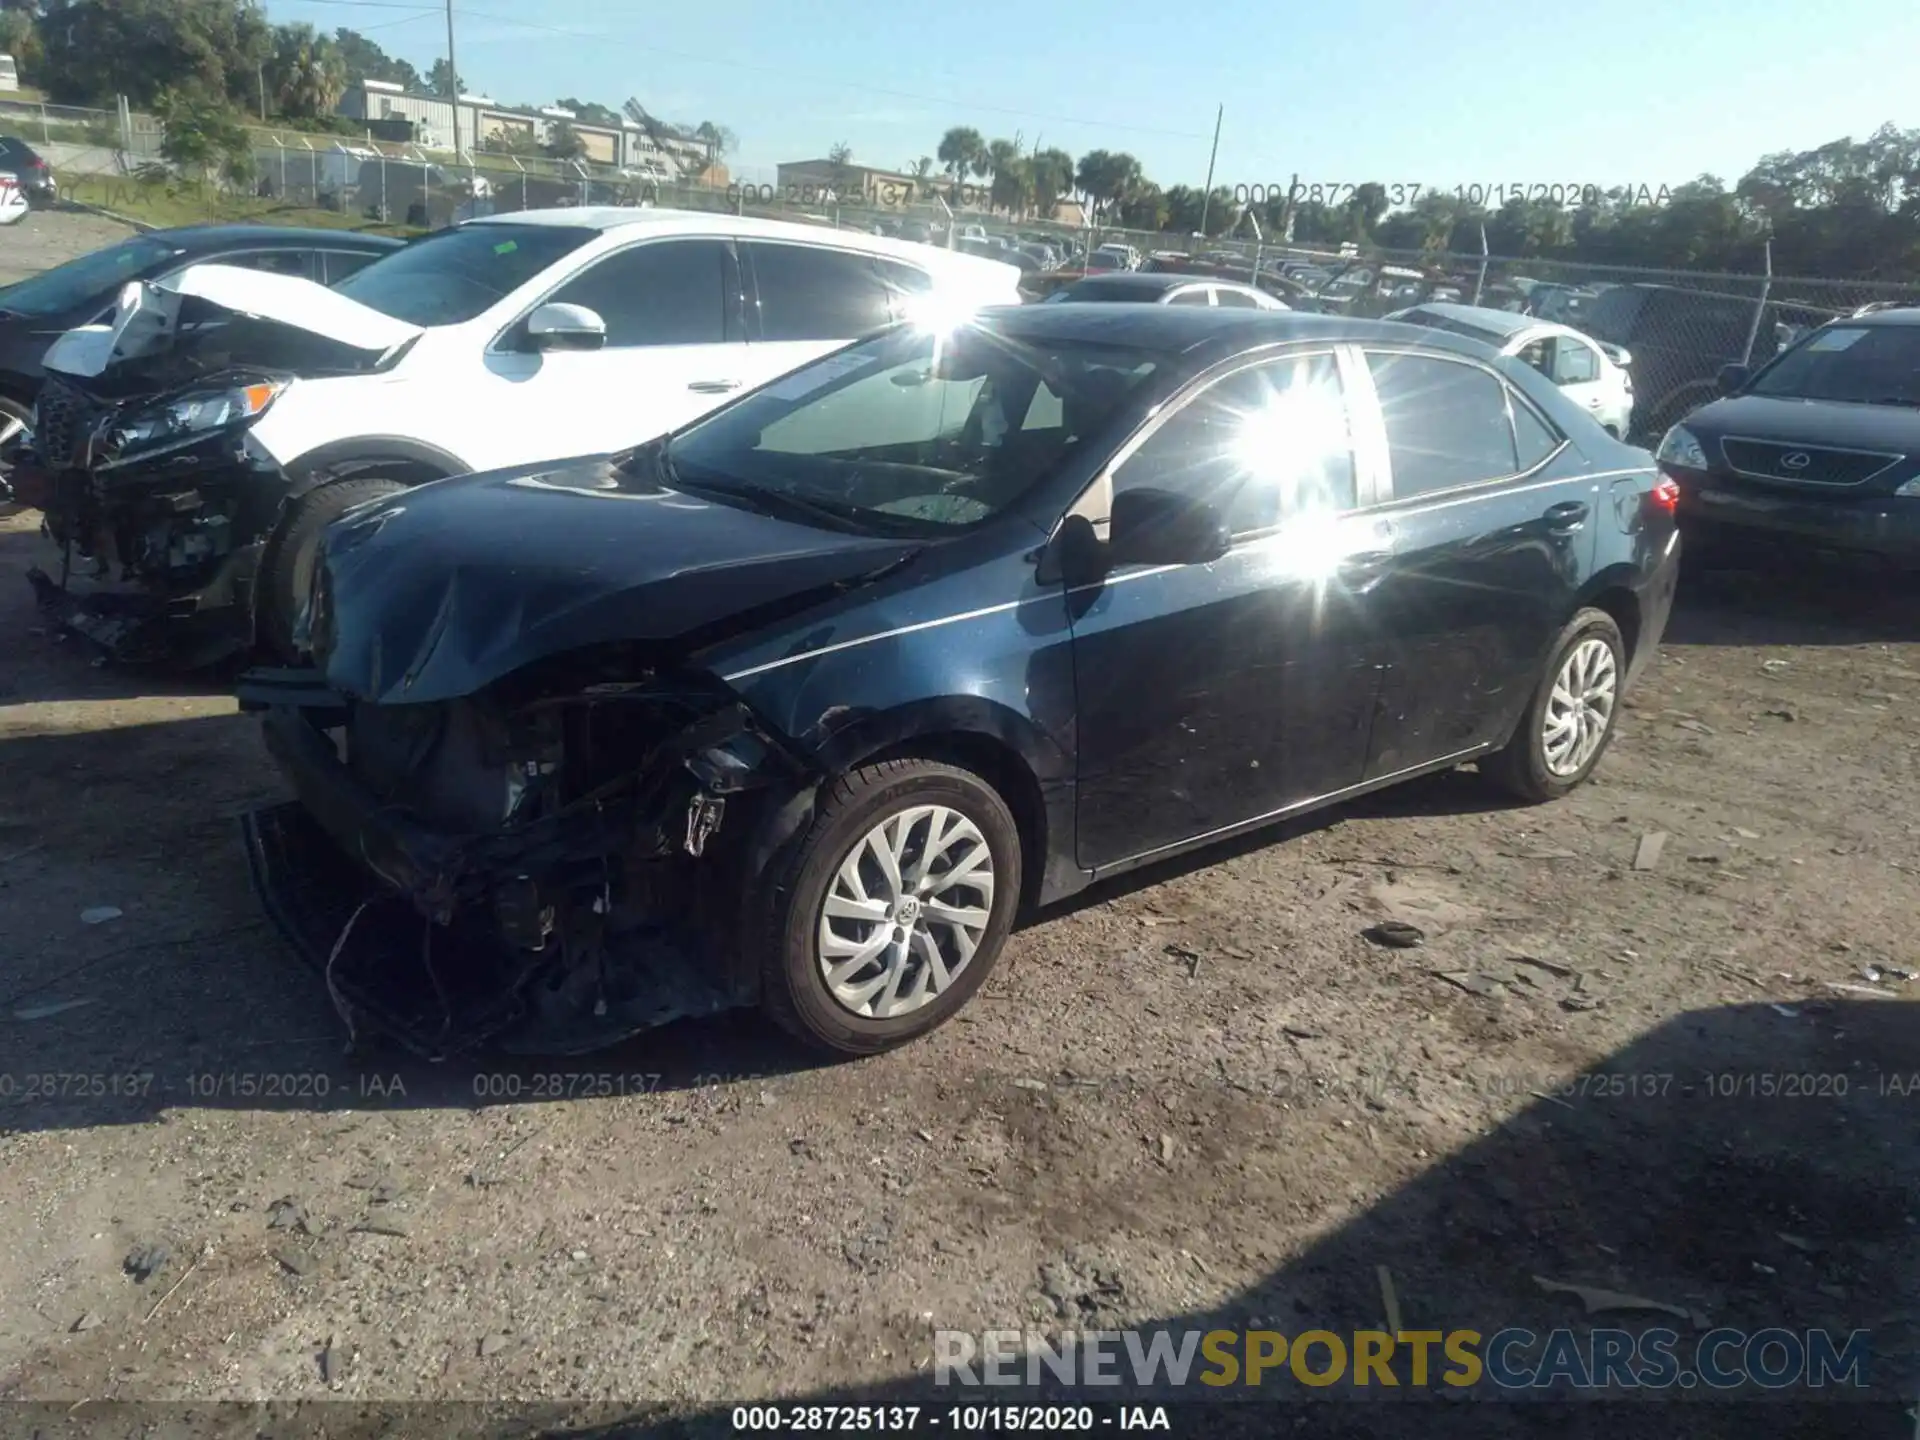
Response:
[[1862, 395, 1920, 409]]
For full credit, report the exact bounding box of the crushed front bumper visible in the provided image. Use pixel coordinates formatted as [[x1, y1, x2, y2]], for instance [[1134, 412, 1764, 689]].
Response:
[[243, 702, 746, 1059], [27, 539, 263, 667]]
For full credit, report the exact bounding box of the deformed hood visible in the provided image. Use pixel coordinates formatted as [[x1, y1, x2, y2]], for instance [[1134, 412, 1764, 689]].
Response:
[[311, 455, 922, 706], [42, 262, 422, 380]]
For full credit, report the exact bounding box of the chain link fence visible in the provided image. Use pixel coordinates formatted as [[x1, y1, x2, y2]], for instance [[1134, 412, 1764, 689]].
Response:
[[13, 96, 1920, 441]]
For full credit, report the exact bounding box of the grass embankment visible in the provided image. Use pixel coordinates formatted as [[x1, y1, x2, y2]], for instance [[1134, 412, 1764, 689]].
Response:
[[61, 171, 423, 235]]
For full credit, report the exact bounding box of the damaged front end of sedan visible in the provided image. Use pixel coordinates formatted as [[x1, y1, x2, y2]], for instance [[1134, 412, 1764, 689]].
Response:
[[241, 659, 814, 1058], [234, 450, 934, 1058], [20, 265, 419, 666]]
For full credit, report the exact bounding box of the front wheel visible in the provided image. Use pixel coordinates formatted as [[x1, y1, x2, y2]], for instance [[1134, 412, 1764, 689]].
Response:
[[258, 474, 411, 660], [1482, 608, 1626, 803], [754, 758, 1023, 1056]]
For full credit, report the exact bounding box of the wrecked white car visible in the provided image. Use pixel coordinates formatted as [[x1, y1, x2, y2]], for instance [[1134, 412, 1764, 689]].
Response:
[[25, 263, 422, 665]]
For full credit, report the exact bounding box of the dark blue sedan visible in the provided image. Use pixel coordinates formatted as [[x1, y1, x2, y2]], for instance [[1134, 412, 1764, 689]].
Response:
[[239, 303, 1681, 1059]]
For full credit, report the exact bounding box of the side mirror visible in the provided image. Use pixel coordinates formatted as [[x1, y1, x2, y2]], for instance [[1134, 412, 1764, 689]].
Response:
[[526, 301, 607, 352], [1109, 486, 1231, 567], [1715, 362, 1749, 396]]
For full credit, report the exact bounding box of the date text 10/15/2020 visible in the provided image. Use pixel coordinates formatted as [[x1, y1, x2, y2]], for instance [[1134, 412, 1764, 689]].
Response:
[[1232, 182, 1674, 209]]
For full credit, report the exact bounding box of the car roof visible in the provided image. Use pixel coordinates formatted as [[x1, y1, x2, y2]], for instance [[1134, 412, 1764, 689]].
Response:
[[1834, 307, 1920, 326], [1064, 272, 1206, 295], [469, 206, 1020, 281], [1402, 302, 1538, 338], [157, 223, 403, 252], [977, 302, 1495, 360]]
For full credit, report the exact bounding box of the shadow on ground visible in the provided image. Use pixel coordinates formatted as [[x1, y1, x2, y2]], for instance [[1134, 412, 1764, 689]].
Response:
[[1664, 547, 1920, 649], [11, 999, 1912, 1438]]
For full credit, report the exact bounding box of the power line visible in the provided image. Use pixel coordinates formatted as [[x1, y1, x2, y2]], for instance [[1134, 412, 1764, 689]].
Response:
[[271, 0, 1213, 139]]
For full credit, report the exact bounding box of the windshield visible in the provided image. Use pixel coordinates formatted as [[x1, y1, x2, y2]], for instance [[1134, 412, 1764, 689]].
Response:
[[0, 235, 177, 319], [330, 222, 594, 326], [1745, 324, 1920, 405], [664, 322, 1164, 533]]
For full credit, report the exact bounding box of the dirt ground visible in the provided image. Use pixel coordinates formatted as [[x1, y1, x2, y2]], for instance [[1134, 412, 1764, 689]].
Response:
[[0, 214, 1916, 1438]]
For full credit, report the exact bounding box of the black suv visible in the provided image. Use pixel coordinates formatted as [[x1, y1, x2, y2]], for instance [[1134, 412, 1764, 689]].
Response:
[[1583, 283, 1842, 442], [1654, 308, 1920, 567]]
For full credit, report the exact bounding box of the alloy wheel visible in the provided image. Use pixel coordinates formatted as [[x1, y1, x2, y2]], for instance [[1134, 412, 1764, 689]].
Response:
[[1542, 636, 1618, 777], [816, 804, 995, 1019]]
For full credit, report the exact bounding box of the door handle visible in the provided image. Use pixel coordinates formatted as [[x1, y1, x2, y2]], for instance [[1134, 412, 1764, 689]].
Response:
[[687, 379, 743, 394], [1543, 500, 1589, 532]]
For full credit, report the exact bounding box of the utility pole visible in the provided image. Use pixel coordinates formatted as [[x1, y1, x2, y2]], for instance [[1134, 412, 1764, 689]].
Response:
[[444, 0, 461, 160], [1197, 103, 1223, 236]]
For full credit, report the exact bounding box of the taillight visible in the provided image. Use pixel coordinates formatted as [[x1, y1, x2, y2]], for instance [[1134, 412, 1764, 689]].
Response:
[[1650, 477, 1680, 511]]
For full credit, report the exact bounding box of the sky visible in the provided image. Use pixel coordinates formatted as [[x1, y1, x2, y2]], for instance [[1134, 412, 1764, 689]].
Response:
[[268, 0, 1920, 192]]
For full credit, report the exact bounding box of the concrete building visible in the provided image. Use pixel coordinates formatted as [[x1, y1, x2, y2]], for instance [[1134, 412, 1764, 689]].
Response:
[[337, 80, 718, 181]]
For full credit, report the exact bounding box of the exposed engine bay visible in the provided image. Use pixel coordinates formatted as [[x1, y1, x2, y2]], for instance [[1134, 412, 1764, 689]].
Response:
[[241, 663, 816, 1058]]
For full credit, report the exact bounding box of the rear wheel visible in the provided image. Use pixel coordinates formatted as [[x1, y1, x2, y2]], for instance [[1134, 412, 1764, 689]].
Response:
[[755, 758, 1022, 1056], [1483, 608, 1626, 803], [259, 474, 411, 660]]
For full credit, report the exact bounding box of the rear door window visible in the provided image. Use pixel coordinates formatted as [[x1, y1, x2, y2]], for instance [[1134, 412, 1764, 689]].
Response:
[[747, 243, 894, 340], [1365, 352, 1519, 497]]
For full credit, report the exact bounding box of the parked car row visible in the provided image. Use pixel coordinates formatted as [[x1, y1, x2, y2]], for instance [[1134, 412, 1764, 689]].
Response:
[[5, 207, 1686, 1062], [6, 210, 1021, 664]]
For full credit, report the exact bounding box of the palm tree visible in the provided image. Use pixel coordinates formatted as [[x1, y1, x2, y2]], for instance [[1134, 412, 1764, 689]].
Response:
[[271, 24, 346, 120], [936, 126, 985, 203], [1028, 147, 1074, 220], [986, 138, 1027, 217], [909, 155, 936, 200]]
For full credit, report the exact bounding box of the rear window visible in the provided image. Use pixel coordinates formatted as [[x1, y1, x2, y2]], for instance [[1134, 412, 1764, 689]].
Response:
[[332, 222, 595, 327]]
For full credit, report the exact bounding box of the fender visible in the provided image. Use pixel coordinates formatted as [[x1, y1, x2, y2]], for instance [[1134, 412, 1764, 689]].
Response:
[[280, 435, 469, 499]]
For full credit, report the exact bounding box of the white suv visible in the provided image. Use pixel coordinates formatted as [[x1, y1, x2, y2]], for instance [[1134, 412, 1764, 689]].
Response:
[[40, 208, 1022, 653]]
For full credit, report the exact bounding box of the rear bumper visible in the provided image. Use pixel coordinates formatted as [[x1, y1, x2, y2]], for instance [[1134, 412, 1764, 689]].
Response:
[[1628, 530, 1681, 689], [1678, 481, 1920, 565]]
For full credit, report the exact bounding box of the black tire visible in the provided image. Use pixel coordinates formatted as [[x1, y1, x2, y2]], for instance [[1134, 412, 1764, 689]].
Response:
[[755, 758, 1023, 1057], [0, 396, 31, 504], [259, 475, 410, 660], [1482, 607, 1627, 804]]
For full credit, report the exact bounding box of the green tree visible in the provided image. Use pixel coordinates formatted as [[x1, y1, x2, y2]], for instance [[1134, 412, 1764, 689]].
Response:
[[556, 96, 622, 128], [331, 27, 421, 91], [1027, 146, 1074, 219], [427, 56, 462, 99], [37, 0, 270, 109], [936, 125, 986, 200], [267, 23, 346, 121], [545, 119, 587, 161], [155, 87, 254, 200], [692, 121, 736, 159], [986, 137, 1028, 216], [1073, 149, 1143, 223]]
